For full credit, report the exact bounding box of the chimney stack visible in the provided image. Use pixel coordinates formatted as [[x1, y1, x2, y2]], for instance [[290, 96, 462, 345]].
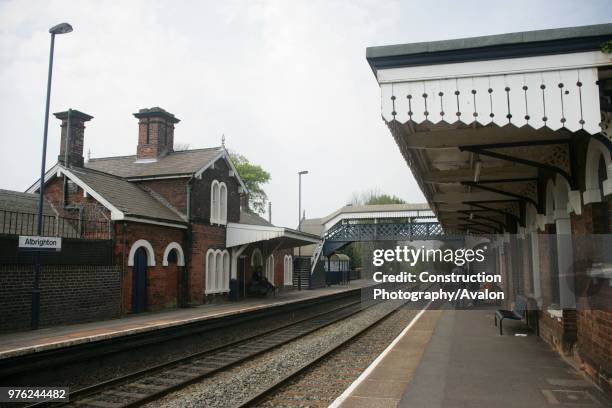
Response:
[[133, 107, 180, 161], [54, 109, 93, 167]]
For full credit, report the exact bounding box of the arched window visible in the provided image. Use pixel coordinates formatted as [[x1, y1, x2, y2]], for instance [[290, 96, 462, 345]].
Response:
[[216, 250, 223, 291], [283, 255, 293, 286], [265, 254, 275, 283], [206, 249, 216, 293], [223, 251, 230, 291], [220, 182, 228, 224], [251, 248, 263, 268], [162, 242, 185, 266], [210, 180, 228, 225], [205, 249, 230, 294], [211, 180, 220, 223]]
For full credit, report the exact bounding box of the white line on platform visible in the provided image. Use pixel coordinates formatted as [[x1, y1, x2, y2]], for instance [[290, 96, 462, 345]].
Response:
[[328, 301, 432, 408]]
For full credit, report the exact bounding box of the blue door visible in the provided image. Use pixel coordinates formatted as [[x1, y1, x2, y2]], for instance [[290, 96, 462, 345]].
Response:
[[132, 247, 148, 313]]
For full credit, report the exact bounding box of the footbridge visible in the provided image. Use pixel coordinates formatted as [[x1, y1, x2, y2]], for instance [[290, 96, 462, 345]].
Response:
[[300, 204, 452, 265]]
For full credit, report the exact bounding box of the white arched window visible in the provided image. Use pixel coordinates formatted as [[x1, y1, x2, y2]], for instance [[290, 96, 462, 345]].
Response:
[[283, 255, 293, 286], [265, 254, 275, 283], [223, 251, 230, 291], [205, 249, 230, 294], [211, 181, 220, 223], [210, 180, 228, 225], [251, 248, 263, 268], [220, 182, 227, 224], [162, 242, 185, 266]]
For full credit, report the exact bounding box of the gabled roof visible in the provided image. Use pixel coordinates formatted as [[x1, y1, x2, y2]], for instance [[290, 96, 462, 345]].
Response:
[[86, 147, 225, 179], [317, 203, 432, 224], [239, 210, 273, 227], [0, 189, 77, 236], [0, 189, 56, 215], [45, 166, 187, 226]]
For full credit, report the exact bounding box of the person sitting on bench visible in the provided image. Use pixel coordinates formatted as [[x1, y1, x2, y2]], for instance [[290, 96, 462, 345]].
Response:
[[248, 266, 275, 296]]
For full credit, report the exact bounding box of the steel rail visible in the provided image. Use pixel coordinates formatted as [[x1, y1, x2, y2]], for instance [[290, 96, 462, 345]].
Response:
[[27, 297, 366, 408], [236, 300, 426, 407]]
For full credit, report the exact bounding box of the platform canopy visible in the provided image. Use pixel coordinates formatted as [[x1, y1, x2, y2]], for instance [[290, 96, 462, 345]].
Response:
[[367, 24, 612, 233], [226, 222, 320, 249]]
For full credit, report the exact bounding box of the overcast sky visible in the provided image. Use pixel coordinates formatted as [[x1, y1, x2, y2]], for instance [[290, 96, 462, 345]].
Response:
[[1, 0, 610, 228]]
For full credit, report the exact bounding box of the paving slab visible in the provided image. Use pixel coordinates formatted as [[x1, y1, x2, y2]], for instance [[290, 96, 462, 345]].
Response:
[[398, 309, 611, 408]]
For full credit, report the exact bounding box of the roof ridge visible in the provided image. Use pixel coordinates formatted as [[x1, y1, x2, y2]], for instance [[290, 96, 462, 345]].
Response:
[[67, 165, 130, 182], [88, 146, 223, 162]]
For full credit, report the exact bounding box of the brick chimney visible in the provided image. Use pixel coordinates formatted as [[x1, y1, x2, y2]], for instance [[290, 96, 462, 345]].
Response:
[[54, 109, 93, 167], [133, 107, 180, 160]]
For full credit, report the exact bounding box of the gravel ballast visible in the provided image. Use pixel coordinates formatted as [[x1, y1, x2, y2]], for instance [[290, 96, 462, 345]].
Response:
[[147, 300, 417, 408]]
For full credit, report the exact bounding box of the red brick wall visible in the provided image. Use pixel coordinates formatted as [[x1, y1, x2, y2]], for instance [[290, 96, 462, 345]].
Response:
[[189, 222, 225, 304], [571, 202, 612, 393], [190, 159, 241, 224], [240, 246, 293, 288], [114, 221, 186, 312], [136, 116, 176, 160], [43, 176, 110, 220], [273, 248, 293, 287], [137, 178, 188, 214]]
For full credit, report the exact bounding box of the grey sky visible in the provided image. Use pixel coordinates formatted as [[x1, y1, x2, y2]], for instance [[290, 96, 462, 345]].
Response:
[[1, 0, 610, 228]]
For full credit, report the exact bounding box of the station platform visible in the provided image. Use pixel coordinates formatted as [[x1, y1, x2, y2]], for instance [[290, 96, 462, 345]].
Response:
[[333, 307, 611, 408], [0, 280, 371, 361]]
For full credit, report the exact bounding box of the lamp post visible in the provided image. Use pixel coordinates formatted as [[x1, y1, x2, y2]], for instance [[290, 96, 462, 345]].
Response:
[[32, 22, 73, 330], [298, 170, 308, 233]]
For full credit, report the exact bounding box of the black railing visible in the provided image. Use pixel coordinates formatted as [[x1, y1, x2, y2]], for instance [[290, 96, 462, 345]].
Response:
[[324, 221, 445, 242], [0, 209, 111, 240]]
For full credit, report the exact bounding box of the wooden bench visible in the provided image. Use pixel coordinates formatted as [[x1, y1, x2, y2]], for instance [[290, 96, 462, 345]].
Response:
[[494, 295, 528, 335]]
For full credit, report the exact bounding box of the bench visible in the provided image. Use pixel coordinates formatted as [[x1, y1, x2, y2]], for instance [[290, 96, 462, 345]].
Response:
[[494, 295, 528, 335]]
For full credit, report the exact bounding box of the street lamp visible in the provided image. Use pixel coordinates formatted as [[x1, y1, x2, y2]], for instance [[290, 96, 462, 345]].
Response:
[[297, 170, 308, 290], [32, 22, 73, 330], [298, 170, 308, 232]]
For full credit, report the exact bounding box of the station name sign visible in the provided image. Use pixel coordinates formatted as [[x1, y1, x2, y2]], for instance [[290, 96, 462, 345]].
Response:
[[18, 236, 62, 252]]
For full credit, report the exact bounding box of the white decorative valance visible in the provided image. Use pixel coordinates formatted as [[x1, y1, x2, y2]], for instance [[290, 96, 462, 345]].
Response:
[[380, 67, 601, 134]]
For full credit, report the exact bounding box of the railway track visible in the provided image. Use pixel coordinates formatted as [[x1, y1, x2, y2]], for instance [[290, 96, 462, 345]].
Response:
[[236, 300, 426, 408], [28, 298, 366, 408]]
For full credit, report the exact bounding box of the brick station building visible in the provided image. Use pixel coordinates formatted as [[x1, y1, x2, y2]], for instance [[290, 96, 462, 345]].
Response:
[[367, 24, 612, 394], [26, 107, 319, 314]]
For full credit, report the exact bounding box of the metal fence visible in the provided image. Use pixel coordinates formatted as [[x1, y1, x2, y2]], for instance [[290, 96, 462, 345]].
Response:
[[0, 209, 111, 240]]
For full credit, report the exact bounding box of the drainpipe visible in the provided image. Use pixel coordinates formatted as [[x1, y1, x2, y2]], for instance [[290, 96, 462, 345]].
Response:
[[121, 221, 126, 315], [182, 176, 195, 308], [62, 109, 72, 205]]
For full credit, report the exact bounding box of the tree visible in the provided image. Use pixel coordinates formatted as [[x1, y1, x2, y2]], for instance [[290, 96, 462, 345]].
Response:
[[349, 189, 406, 205], [229, 152, 271, 215]]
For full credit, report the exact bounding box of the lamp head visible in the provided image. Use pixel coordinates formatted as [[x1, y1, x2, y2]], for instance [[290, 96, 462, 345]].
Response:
[[298, 170, 309, 175], [49, 23, 73, 35]]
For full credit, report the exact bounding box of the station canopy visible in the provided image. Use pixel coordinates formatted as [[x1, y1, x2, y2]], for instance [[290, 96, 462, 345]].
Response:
[[367, 23, 612, 233], [226, 211, 320, 249]]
